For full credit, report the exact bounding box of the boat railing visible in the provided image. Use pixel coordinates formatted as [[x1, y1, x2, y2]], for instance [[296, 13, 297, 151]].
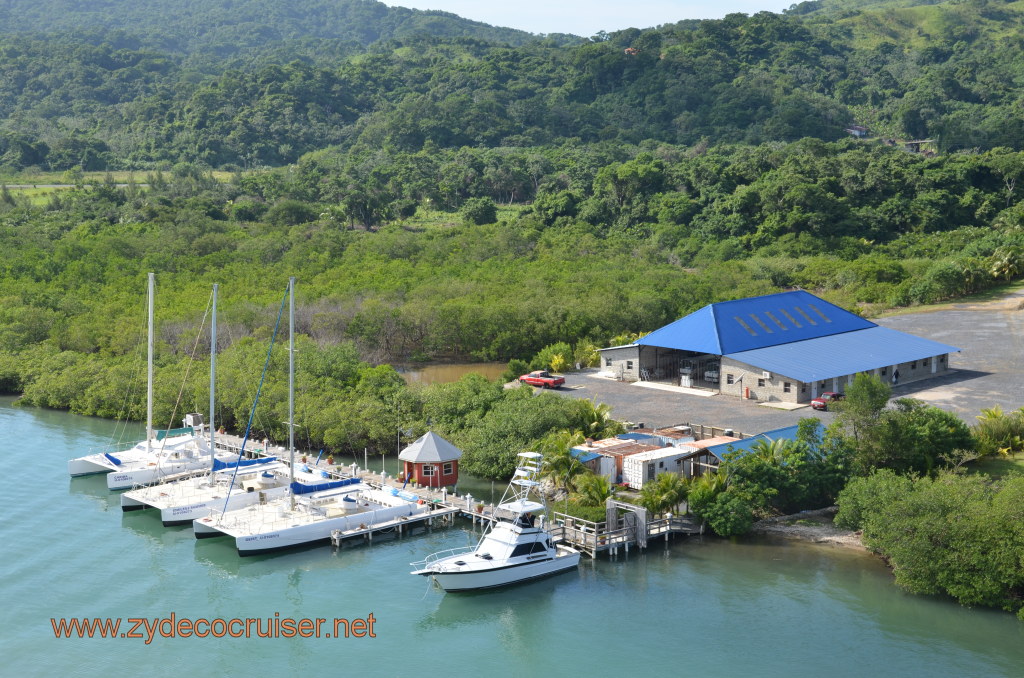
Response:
[[410, 545, 475, 569], [84, 440, 142, 456]]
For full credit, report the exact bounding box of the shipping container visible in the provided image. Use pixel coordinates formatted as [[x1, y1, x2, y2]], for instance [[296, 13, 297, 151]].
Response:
[[622, 447, 688, 490]]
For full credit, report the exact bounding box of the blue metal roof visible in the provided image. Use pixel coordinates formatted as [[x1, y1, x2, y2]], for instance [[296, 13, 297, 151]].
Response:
[[637, 290, 876, 355], [725, 326, 959, 383], [703, 424, 809, 461], [570, 449, 602, 464]]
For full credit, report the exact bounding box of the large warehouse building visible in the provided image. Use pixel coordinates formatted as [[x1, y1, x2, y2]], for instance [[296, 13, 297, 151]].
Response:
[[599, 290, 959, 404]]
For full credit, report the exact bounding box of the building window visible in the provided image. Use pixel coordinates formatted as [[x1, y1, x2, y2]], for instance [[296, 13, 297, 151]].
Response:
[[880, 368, 887, 376], [784, 382, 791, 393], [820, 381, 826, 388], [726, 374, 734, 385], [911, 361, 917, 369], [421, 464, 435, 477], [605, 358, 612, 367], [923, 358, 929, 367], [940, 355, 946, 363], [801, 384, 807, 393], [626, 361, 633, 370], [757, 378, 765, 387], [443, 462, 453, 475]]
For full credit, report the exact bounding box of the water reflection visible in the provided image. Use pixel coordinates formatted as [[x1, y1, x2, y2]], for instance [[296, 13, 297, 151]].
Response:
[[418, 575, 561, 630], [68, 475, 122, 511], [120, 507, 197, 549]]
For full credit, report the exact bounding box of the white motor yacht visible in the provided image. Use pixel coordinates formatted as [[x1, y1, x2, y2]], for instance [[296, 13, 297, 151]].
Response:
[[411, 451, 580, 591]]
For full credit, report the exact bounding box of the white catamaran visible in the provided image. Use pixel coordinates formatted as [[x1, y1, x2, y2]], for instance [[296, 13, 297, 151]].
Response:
[[411, 451, 581, 591], [120, 458, 332, 525], [68, 273, 236, 486], [119, 282, 300, 522], [192, 278, 431, 554]]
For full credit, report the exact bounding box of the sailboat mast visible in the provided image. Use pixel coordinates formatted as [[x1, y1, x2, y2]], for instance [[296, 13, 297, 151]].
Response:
[[210, 283, 218, 468], [289, 277, 295, 508], [146, 272, 154, 455]]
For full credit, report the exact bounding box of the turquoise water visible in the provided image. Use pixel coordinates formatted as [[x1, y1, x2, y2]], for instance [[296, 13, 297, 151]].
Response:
[[4, 396, 1024, 677]]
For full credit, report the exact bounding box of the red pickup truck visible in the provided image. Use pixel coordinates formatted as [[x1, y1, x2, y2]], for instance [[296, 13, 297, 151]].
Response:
[[518, 370, 565, 388], [810, 391, 844, 411]]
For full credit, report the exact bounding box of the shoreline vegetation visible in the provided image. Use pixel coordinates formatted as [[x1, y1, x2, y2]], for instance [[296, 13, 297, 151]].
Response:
[[2, 0, 1023, 619]]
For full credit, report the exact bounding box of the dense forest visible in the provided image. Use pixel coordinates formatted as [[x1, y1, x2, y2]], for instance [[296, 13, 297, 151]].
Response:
[[3, 0, 1024, 169], [4, 0, 1024, 616], [3, 0, 1024, 426]]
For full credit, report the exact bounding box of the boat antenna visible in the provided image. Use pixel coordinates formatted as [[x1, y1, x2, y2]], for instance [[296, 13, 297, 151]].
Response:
[[146, 272, 154, 455], [289, 277, 296, 510], [209, 283, 217, 469], [219, 282, 289, 516]]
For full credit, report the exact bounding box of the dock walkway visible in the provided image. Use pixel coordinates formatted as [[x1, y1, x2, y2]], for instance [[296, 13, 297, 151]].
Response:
[[213, 433, 701, 557]]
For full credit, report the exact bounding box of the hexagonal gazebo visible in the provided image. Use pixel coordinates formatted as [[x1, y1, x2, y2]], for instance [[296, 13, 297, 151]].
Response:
[[398, 431, 463, 488]]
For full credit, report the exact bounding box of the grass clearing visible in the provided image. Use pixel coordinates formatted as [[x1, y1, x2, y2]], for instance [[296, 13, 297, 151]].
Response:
[[966, 455, 1024, 480], [0, 170, 235, 185], [875, 280, 1024, 319]]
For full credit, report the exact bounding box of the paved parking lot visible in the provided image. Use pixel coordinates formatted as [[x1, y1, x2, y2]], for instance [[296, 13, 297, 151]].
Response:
[[552, 289, 1024, 433]]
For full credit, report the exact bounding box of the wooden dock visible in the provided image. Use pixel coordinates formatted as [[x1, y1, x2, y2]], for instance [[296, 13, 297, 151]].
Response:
[[550, 500, 702, 558], [330, 504, 461, 548], [212, 433, 702, 558]]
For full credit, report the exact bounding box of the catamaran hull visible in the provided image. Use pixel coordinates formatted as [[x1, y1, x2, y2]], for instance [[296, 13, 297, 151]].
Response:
[[229, 502, 428, 556], [193, 519, 228, 539], [68, 456, 119, 477], [160, 486, 289, 526], [106, 454, 237, 490], [120, 494, 148, 511], [421, 552, 581, 592]]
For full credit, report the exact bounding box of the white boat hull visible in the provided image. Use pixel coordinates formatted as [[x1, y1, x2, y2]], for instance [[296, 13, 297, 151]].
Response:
[[193, 518, 227, 539], [120, 493, 147, 511], [232, 501, 427, 555], [106, 453, 237, 490], [422, 549, 581, 592], [160, 485, 290, 526], [68, 455, 118, 477], [69, 433, 202, 479]]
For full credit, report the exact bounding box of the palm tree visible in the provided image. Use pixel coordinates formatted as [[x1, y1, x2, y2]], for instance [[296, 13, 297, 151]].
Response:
[[686, 471, 728, 517], [537, 430, 588, 492], [976, 405, 1006, 422], [989, 246, 1023, 282], [749, 438, 794, 465], [575, 473, 618, 507], [572, 398, 624, 439], [638, 473, 690, 515]]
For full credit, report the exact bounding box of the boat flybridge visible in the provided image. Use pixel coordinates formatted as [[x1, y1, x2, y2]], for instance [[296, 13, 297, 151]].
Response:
[[411, 451, 581, 592], [119, 457, 328, 525]]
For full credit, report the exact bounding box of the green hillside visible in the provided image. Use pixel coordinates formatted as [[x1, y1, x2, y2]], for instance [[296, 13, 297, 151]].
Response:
[[2, 1, 1024, 171], [0, 0, 546, 54]]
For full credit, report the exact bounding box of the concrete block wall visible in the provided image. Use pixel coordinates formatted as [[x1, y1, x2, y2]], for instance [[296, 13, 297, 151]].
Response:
[[719, 358, 804, 403], [599, 345, 641, 381]]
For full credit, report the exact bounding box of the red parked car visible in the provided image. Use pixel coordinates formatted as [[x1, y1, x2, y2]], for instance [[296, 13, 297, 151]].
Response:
[[810, 391, 844, 411], [518, 370, 565, 388]]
